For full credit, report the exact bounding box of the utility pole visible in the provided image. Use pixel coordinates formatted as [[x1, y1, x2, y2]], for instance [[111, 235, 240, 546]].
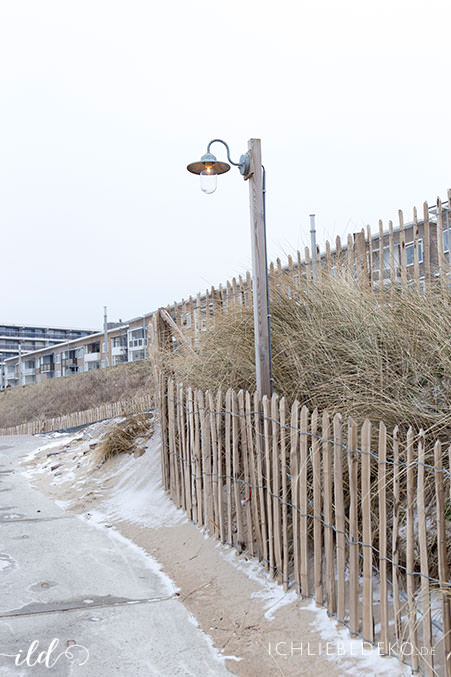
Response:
[[103, 306, 109, 368], [18, 343, 24, 386], [247, 138, 272, 400], [310, 213, 317, 281]]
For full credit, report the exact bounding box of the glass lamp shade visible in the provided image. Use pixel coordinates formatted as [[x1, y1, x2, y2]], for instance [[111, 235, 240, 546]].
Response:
[[200, 169, 217, 194]]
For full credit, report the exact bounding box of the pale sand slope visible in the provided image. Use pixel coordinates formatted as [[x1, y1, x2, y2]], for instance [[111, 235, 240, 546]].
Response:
[[22, 420, 409, 677]]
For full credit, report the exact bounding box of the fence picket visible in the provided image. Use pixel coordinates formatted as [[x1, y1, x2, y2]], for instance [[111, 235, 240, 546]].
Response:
[[299, 405, 309, 597], [406, 427, 419, 671], [280, 397, 289, 592], [378, 421, 388, 654], [216, 390, 225, 542], [245, 391, 262, 558], [347, 417, 359, 635], [254, 392, 268, 570], [239, 390, 253, 555], [290, 400, 300, 593], [311, 408, 322, 604], [231, 390, 244, 550], [333, 413, 345, 625], [262, 395, 274, 577], [417, 430, 433, 677], [322, 411, 335, 615], [434, 440, 451, 677], [392, 425, 402, 646], [225, 389, 233, 545], [361, 419, 373, 644], [271, 394, 283, 583], [208, 391, 219, 537]]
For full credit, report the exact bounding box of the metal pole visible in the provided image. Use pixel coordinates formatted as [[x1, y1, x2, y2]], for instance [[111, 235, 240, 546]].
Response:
[[103, 306, 109, 368], [247, 138, 272, 400], [310, 213, 317, 281], [18, 344, 24, 386]]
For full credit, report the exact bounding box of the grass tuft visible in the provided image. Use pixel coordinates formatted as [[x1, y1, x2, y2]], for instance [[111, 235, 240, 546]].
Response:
[[95, 413, 152, 465]]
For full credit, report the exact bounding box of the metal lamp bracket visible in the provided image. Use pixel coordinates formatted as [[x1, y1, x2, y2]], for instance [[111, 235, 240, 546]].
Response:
[[240, 152, 253, 180]]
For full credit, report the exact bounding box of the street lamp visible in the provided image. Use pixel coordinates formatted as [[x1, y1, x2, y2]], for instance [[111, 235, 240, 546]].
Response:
[[187, 138, 273, 400]]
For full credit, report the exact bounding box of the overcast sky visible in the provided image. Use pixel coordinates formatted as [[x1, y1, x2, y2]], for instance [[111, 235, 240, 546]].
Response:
[[1, 0, 450, 329]]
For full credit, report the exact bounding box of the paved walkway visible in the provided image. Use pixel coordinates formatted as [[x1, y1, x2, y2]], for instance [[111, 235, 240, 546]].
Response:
[[0, 436, 230, 676]]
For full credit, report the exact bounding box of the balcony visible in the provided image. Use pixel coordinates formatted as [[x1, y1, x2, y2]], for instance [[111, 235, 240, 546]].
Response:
[[112, 345, 127, 356], [128, 338, 145, 349], [62, 359, 77, 367], [40, 363, 54, 373], [85, 352, 100, 362]]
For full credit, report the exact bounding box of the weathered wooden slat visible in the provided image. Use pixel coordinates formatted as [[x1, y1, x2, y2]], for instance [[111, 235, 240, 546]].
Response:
[[406, 427, 419, 671], [245, 391, 262, 557], [333, 413, 345, 625], [391, 426, 401, 646], [347, 417, 359, 635], [417, 430, 433, 677], [238, 390, 253, 555], [322, 410, 335, 615], [231, 390, 244, 550], [361, 419, 373, 644], [254, 392, 268, 569], [262, 395, 274, 576], [225, 389, 233, 545], [434, 440, 451, 677], [378, 421, 388, 654], [311, 408, 322, 604], [290, 400, 300, 593], [271, 394, 282, 583], [280, 397, 289, 592]]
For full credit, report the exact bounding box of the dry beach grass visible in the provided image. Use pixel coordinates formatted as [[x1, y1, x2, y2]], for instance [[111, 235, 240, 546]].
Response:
[[0, 360, 154, 428], [163, 276, 451, 441]]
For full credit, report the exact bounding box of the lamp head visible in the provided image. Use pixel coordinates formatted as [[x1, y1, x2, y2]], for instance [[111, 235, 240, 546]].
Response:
[[187, 151, 231, 195], [187, 151, 231, 176]]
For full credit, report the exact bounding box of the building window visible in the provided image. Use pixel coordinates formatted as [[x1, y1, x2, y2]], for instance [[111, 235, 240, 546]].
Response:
[[405, 239, 423, 267], [55, 354, 61, 364], [444, 228, 450, 254], [371, 244, 401, 273]]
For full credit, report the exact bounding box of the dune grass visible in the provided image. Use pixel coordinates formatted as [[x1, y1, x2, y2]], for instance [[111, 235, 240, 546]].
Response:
[[95, 413, 152, 465], [162, 277, 451, 441], [0, 360, 155, 428]]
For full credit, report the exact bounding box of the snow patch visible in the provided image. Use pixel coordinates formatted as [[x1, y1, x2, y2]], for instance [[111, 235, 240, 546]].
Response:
[[95, 426, 185, 529], [306, 600, 411, 675], [218, 545, 298, 620]]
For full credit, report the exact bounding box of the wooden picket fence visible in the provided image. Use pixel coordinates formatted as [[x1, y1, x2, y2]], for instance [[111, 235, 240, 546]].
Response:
[[0, 394, 154, 436], [157, 193, 451, 346], [160, 376, 451, 677]]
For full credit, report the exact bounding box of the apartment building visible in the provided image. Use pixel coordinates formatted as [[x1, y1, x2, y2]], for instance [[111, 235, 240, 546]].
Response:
[[362, 209, 450, 285], [0, 324, 97, 388], [3, 316, 150, 388]]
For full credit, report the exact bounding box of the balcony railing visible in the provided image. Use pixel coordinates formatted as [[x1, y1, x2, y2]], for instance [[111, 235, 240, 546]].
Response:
[[40, 364, 54, 373], [129, 338, 145, 348], [84, 352, 100, 362]]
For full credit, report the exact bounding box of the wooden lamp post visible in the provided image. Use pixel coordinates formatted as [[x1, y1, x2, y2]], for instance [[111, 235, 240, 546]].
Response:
[[187, 138, 273, 400]]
